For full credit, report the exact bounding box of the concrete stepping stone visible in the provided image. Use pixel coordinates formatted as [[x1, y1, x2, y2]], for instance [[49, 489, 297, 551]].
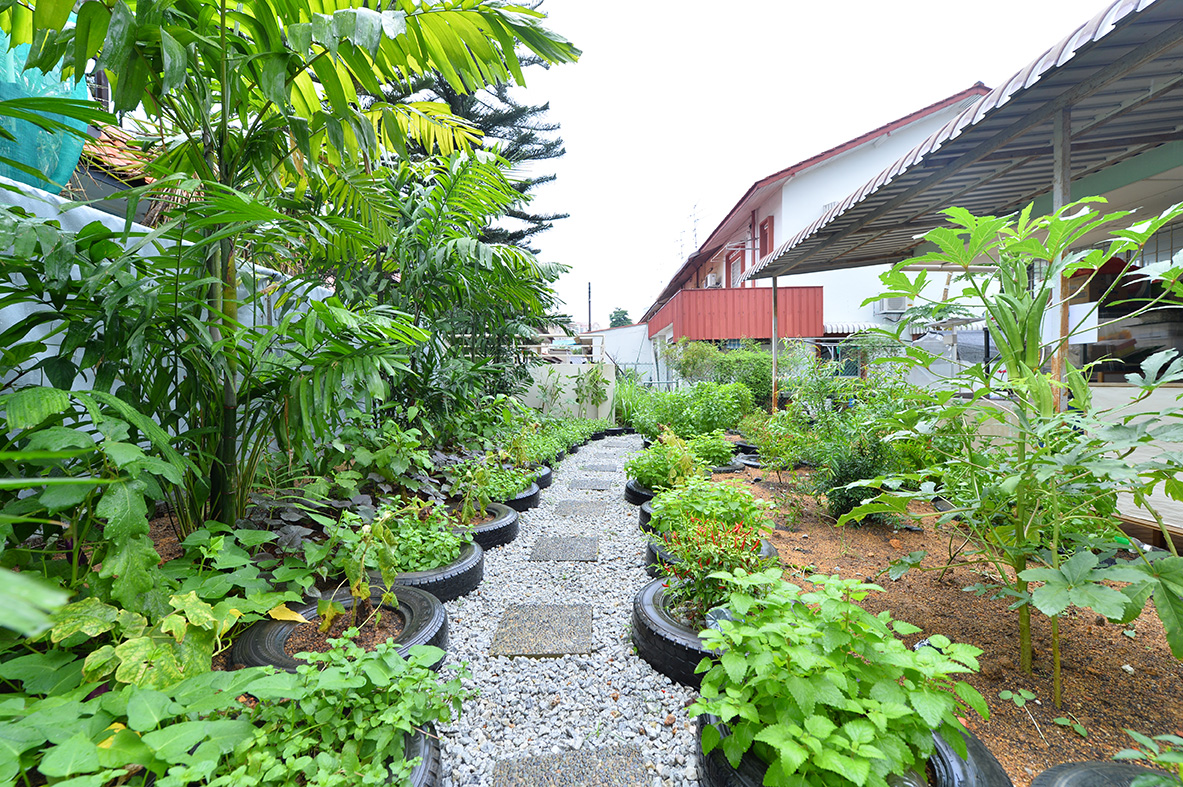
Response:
[[581, 464, 618, 472], [569, 478, 613, 491], [529, 536, 598, 562], [489, 604, 594, 657], [491, 745, 648, 786], [552, 500, 601, 517]]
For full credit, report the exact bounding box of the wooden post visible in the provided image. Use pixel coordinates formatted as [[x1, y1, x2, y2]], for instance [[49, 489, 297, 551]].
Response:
[[1051, 107, 1071, 412], [771, 276, 779, 411]]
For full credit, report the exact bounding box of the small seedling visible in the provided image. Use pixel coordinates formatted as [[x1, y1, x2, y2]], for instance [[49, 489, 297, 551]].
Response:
[[1124, 628, 1137, 639], [999, 689, 1036, 708], [1054, 713, 1089, 738]]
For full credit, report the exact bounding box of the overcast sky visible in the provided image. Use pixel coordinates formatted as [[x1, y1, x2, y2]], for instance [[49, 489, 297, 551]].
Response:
[[512, 0, 1105, 329]]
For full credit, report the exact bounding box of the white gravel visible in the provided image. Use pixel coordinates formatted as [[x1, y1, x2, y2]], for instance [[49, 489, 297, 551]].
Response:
[[437, 435, 702, 787]]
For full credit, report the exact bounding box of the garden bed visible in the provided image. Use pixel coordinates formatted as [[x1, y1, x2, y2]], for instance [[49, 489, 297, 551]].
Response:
[[716, 465, 1183, 787]]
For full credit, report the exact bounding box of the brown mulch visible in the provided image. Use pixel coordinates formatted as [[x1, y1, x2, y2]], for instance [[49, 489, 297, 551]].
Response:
[[283, 606, 406, 657], [714, 465, 1183, 787]]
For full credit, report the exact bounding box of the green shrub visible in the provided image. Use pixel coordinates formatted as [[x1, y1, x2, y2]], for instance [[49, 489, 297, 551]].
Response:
[[624, 431, 701, 492], [691, 569, 987, 787], [648, 475, 773, 534], [689, 430, 735, 467], [820, 433, 896, 525], [328, 501, 466, 580]]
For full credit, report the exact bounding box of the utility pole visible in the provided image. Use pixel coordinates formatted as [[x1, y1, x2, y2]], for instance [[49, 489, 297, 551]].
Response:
[[587, 282, 591, 332]]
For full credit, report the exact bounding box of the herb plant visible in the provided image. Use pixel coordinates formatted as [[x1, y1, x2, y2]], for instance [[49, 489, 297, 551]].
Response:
[[691, 569, 987, 787], [1115, 730, 1183, 787], [688, 430, 736, 468], [648, 475, 774, 535], [624, 430, 701, 492]]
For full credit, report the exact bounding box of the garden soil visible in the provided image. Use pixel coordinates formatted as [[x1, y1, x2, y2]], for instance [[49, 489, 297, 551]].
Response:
[[719, 466, 1183, 787]]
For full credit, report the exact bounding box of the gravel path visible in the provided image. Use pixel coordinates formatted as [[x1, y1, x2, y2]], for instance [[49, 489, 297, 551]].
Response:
[[438, 435, 701, 787]]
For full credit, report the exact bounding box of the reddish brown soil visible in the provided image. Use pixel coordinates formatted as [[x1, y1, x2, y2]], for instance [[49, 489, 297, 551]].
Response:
[[283, 607, 406, 657], [714, 466, 1183, 787]]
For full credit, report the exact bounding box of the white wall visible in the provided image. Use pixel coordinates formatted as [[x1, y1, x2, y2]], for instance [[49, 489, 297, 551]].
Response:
[[521, 362, 616, 420], [592, 324, 657, 380]]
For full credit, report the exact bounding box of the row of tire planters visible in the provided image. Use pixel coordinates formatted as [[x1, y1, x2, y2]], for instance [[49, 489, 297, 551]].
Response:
[[1031, 762, 1171, 786], [643, 537, 778, 579], [534, 465, 553, 490], [695, 715, 1013, 787], [626, 465, 742, 506]]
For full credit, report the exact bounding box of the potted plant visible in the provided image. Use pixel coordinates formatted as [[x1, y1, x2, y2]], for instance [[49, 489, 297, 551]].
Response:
[[623, 429, 702, 505], [689, 568, 1008, 787], [445, 459, 520, 549], [631, 514, 776, 687]]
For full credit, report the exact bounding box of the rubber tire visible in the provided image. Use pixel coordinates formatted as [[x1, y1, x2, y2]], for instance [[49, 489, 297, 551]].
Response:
[[624, 427, 636, 435], [231, 585, 448, 672], [624, 478, 656, 506], [567, 444, 579, 456], [641, 437, 652, 450], [406, 726, 442, 787], [631, 577, 712, 687], [712, 460, 745, 474], [555, 450, 566, 464], [646, 538, 779, 578], [375, 541, 484, 602], [590, 431, 606, 441], [503, 482, 540, 512], [467, 503, 519, 550], [639, 501, 654, 531], [698, 715, 1011, 787], [738, 454, 763, 469], [1031, 762, 1162, 787], [734, 441, 758, 455], [606, 427, 625, 436], [534, 465, 553, 490]]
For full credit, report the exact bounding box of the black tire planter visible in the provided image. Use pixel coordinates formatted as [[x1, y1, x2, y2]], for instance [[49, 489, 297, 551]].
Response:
[[605, 426, 625, 437], [697, 714, 1013, 787], [638, 501, 654, 531], [534, 465, 553, 490], [590, 431, 606, 441], [733, 441, 758, 455], [1031, 762, 1164, 787], [231, 586, 448, 673], [631, 577, 715, 687], [624, 427, 636, 435], [406, 726, 442, 787], [502, 482, 540, 512], [641, 437, 653, 450], [554, 450, 566, 464], [711, 459, 745, 474], [645, 538, 779, 578], [373, 541, 484, 602], [738, 454, 763, 469], [624, 478, 656, 506], [465, 503, 519, 550], [567, 444, 579, 456]]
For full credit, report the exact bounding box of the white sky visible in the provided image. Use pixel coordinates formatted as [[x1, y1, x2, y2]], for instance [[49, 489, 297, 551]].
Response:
[[514, 0, 1105, 329]]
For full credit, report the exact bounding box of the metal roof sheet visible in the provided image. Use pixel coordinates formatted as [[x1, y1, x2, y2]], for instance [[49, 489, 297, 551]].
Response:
[[747, 0, 1183, 281]]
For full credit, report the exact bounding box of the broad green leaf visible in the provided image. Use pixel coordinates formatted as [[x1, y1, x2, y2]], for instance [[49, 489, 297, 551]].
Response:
[[38, 732, 100, 777], [140, 720, 209, 759], [909, 689, 951, 729], [0, 649, 79, 694], [3, 386, 70, 429], [754, 723, 809, 774], [52, 597, 120, 641], [0, 568, 69, 637], [720, 650, 746, 685], [95, 480, 148, 541], [159, 29, 186, 94]]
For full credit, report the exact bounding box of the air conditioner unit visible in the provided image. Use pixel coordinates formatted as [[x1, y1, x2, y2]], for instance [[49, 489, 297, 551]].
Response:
[[873, 296, 910, 315], [705, 273, 719, 288]]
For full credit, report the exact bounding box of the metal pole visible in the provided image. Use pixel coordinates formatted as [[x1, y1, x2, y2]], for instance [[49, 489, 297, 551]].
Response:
[[587, 282, 591, 332], [1051, 108, 1071, 412], [771, 276, 779, 411]]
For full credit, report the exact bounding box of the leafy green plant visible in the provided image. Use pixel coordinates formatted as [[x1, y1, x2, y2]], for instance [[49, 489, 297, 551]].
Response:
[[573, 365, 610, 418], [1054, 714, 1088, 739], [688, 430, 735, 468], [648, 475, 774, 535], [536, 367, 566, 416], [820, 432, 897, 525], [662, 516, 774, 627], [691, 569, 987, 787], [1115, 730, 1183, 787], [839, 200, 1183, 707], [998, 688, 1035, 708], [624, 430, 702, 492]]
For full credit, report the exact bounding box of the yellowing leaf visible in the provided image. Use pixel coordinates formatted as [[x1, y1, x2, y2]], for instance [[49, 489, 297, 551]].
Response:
[[98, 722, 128, 748], [268, 604, 309, 623]]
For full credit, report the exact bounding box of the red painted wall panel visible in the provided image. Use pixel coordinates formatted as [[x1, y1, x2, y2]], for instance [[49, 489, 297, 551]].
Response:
[[648, 286, 822, 341]]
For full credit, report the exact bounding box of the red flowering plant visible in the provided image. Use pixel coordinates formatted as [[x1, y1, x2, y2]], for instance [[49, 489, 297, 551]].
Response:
[[662, 515, 776, 628]]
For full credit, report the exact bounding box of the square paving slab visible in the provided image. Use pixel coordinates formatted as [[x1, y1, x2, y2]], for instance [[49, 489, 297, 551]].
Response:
[[529, 536, 598, 562], [581, 463, 618, 472], [552, 500, 601, 517], [491, 746, 648, 787], [569, 478, 613, 491], [489, 604, 594, 657]]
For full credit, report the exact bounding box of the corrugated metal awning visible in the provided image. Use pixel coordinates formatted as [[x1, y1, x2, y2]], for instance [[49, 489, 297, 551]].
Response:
[[746, 0, 1183, 281], [823, 321, 882, 335]]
